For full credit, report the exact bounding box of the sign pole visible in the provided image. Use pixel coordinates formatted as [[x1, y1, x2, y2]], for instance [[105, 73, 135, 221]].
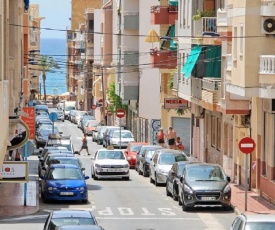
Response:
[[52, 120, 54, 134], [245, 154, 249, 211], [23, 143, 28, 206], [119, 118, 121, 149]]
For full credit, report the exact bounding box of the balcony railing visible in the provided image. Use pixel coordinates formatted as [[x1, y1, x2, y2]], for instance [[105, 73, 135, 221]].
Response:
[[191, 78, 202, 100], [150, 49, 177, 69], [193, 17, 217, 37], [151, 5, 178, 25], [202, 78, 221, 91], [259, 55, 275, 74]]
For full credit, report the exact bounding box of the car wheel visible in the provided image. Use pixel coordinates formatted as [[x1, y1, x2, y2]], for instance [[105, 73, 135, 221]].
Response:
[[143, 166, 148, 177], [150, 175, 154, 184], [166, 182, 172, 197], [154, 174, 159, 186], [138, 167, 142, 175], [173, 185, 178, 201], [82, 199, 88, 204]]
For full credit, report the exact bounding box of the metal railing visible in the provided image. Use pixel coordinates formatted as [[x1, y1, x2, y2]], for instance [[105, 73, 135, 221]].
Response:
[[202, 17, 217, 33], [259, 55, 275, 74], [202, 78, 221, 91]]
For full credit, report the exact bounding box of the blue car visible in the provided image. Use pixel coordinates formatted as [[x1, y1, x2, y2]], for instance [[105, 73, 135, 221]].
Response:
[[40, 164, 89, 203]]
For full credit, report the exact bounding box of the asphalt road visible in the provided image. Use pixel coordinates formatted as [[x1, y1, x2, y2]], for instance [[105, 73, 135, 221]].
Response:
[[0, 111, 237, 230]]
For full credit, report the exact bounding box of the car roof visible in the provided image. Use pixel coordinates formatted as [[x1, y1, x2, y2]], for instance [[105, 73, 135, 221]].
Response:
[[141, 145, 159, 148], [47, 153, 73, 157], [241, 213, 275, 222], [157, 148, 185, 154], [50, 156, 78, 160], [186, 162, 221, 168], [56, 226, 101, 230], [51, 210, 92, 218], [97, 149, 123, 152], [49, 164, 79, 169]]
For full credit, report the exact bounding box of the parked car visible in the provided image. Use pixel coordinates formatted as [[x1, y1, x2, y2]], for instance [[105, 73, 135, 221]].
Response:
[[35, 104, 49, 114], [35, 126, 60, 149], [166, 161, 197, 201], [230, 213, 275, 230], [124, 142, 149, 169], [45, 134, 74, 153], [40, 164, 89, 203], [149, 149, 187, 186], [178, 163, 231, 211], [135, 145, 162, 172], [92, 126, 101, 142], [43, 210, 100, 230], [55, 110, 65, 122], [38, 146, 68, 159], [84, 120, 99, 136], [109, 130, 135, 148], [68, 110, 77, 122], [102, 126, 120, 148], [72, 110, 88, 124], [138, 149, 159, 177], [36, 118, 52, 130], [80, 115, 95, 130], [91, 148, 130, 180], [56, 226, 104, 230], [96, 126, 109, 145]]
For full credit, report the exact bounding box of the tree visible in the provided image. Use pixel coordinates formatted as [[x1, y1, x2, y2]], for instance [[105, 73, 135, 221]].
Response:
[[40, 55, 59, 101], [107, 82, 127, 113]]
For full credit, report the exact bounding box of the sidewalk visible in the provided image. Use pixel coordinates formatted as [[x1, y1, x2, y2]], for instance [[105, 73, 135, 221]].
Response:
[[0, 181, 39, 218], [1, 181, 275, 218]]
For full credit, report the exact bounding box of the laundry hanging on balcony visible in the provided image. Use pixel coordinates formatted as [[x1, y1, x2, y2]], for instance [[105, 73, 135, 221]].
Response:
[[181, 46, 202, 79], [205, 46, 221, 78]]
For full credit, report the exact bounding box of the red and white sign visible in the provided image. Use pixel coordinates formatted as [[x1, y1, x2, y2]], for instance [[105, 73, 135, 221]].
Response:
[[164, 98, 188, 109], [116, 109, 126, 118], [79, 101, 83, 106], [21, 107, 35, 139], [91, 104, 97, 110], [239, 137, 256, 154], [107, 110, 112, 116]]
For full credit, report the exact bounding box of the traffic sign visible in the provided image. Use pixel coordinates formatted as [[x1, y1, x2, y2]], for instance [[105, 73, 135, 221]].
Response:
[[116, 108, 126, 118], [49, 112, 58, 122], [239, 137, 256, 154], [79, 101, 83, 105], [92, 104, 97, 110], [107, 110, 112, 116]]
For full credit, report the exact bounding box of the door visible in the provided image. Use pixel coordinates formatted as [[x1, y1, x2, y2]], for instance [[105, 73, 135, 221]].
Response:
[[172, 117, 191, 155]]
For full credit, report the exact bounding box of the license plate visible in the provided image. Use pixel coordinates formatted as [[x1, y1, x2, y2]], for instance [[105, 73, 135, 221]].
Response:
[[60, 192, 74, 195], [108, 168, 121, 172], [201, 197, 216, 201]]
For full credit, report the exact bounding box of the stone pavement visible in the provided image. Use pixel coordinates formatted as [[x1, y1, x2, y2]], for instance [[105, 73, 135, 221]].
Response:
[[1, 180, 275, 218]]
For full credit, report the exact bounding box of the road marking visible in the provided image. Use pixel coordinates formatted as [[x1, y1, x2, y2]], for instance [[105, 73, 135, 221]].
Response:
[[197, 213, 226, 230], [118, 207, 134, 215], [158, 208, 176, 216]]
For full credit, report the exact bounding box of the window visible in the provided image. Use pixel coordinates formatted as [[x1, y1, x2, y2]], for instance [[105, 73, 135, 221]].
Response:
[[233, 27, 237, 60], [217, 118, 221, 150], [240, 25, 244, 54], [211, 116, 216, 147]]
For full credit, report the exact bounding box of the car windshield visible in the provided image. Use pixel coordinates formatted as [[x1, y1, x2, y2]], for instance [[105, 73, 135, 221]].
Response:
[[49, 217, 96, 229], [186, 166, 225, 181], [49, 158, 80, 167], [159, 153, 187, 165], [113, 131, 132, 138], [145, 150, 155, 158], [245, 222, 275, 230], [65, 106, 75, 111], [97, 151, 125, 160], [131, 145, 141, 152], [47, 168, 83, 180], [40, 129, 59, 136], [88, 122, 98, 127]]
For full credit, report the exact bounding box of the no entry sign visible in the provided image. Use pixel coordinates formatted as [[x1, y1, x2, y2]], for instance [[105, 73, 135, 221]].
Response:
[[239, 137, 256, 154], [116, 109, 126, 118], [107, 110, 112, 116]]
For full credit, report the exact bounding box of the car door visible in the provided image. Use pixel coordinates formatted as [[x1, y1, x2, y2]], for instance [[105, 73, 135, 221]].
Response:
[[91, 151, 98, 175], [139, 150, 146, 172], [167, 163, 177, 192], [150, 152, 159, 180]]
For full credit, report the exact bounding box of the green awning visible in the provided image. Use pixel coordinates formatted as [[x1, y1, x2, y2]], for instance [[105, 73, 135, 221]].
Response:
[[169, 0, 178, 6], [205, 46, 221, 78], [181, 46, 202, 79]]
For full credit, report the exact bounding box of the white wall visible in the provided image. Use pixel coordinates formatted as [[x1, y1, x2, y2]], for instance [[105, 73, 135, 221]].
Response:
[[93, 9, 102, 65], [138, 0, 161, 119]]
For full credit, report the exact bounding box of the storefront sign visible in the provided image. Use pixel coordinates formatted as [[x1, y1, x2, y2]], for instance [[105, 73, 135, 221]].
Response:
[[164, 98, 188, 109], [21, 107, 35, 139], [0, 162, 29, 183]]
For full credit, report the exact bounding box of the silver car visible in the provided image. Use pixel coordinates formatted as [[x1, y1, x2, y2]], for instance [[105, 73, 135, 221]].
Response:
[[149, 149, 187, 186]]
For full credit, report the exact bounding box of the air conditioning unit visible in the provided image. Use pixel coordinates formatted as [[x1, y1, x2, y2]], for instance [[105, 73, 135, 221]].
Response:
[[262, 17, 275, 34]]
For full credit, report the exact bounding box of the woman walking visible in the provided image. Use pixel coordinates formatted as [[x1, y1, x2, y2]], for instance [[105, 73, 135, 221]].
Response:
[[78, 134, 90, 155]]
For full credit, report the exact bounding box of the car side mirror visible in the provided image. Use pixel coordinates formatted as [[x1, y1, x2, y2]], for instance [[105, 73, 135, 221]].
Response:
[[226, 176, 231, 182], [85, 176, 90, 180]]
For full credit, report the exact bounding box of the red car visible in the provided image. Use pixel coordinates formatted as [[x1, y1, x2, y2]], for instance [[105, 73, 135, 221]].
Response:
[[125, 142, 149, 169]]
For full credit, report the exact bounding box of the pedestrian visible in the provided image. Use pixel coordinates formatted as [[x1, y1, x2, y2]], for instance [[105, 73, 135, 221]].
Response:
[[157, 127, 166, 147], [167, 126, 177, 149], [175, 137, 185, 151], [78, 134, 91, 156]]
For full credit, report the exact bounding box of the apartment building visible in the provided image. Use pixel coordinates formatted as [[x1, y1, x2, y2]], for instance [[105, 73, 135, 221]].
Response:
[[176, 0, 275, 203], [0, 0, 33, 168]]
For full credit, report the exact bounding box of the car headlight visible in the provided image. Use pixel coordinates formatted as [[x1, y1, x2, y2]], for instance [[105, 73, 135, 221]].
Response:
[[95, 164, 101, 168], [48, 187, 57, 191], [223, 184, 231, 194], [184, 184, 193, 194]]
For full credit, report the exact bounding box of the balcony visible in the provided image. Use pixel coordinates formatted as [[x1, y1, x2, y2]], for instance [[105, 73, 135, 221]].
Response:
[[259, 55, 275, 93], [202, 78, 221, 104], [124, 11, 139, 30], [191, 78, 202, 101], [150, 49, 177, 69], [259, 55, 275, 74], [150, 5, 178, 25]]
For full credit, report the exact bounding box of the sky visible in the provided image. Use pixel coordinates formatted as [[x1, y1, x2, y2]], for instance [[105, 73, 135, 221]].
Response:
[[31, 0, 71, 39]]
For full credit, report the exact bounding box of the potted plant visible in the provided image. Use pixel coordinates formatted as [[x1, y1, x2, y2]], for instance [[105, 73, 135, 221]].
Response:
[[192, 9, 215, 20]]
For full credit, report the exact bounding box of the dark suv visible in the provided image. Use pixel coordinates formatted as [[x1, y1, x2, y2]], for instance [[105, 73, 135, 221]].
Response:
[[178, 163, 231, 211]]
